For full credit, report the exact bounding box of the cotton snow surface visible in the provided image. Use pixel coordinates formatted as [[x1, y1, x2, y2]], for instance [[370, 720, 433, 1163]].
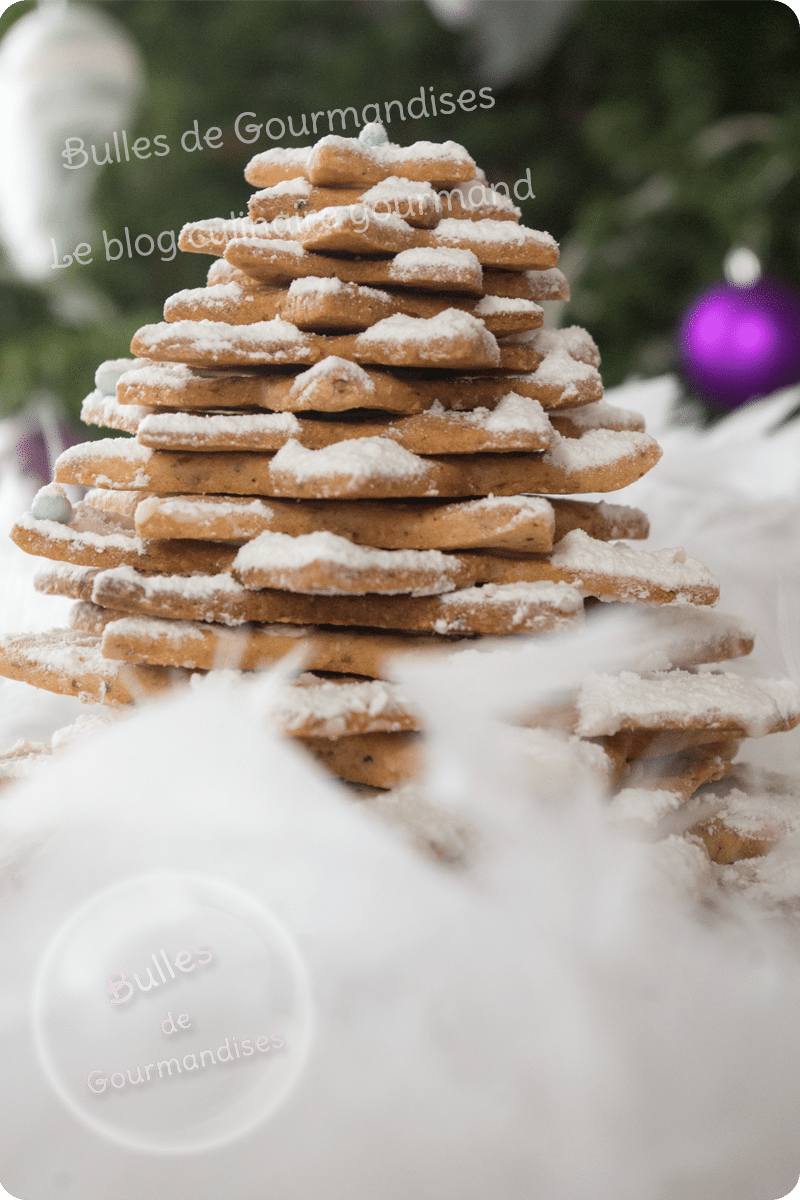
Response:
[[0, 664, 794, 1199]]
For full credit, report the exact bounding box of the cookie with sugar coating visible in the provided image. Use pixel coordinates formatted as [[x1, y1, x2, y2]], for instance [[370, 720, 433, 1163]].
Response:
[[132, 494, 557, 552], [619, 740, 741, 802], [113, 347, 601, 418], [300, 731, 422, 790], [133, 394, 556, 456], [163, 278, 543, 338], [88, 566, 585, 637], [10, 506, 237, 574], [99, 613, 476, 678], [575, 669, 800, 739], [226, 528, 717, 606], [69, 600, 119, 636], [131, 493, 647, 553], [0, 629, 187, 705], [247, 175, 519, 228], [54, 428, 662, 499], [207, 255, 568, 303], [182, 211, 558, 272], [224, 240, 486, 293], [688, 765, 800, 864], [231, 531, 482, 597], [116, 359, 438, 416], [131, 310, 508, 371], [266, 673, 422, 739], [244, 135, 476, 188], [34, 562, 99, 603], [483, 267, 569, 302]]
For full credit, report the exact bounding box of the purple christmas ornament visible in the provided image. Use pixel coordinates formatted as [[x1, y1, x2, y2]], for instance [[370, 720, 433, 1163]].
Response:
[[678, 276, 800, 407], [14, 411, 82, 484]]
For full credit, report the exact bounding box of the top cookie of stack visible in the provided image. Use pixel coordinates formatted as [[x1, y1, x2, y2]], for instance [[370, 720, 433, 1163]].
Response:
[[5, 123, 795, 812]]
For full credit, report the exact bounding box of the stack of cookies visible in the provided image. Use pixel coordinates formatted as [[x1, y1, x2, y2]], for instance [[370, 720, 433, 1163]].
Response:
[[1, 125, 798, 866]]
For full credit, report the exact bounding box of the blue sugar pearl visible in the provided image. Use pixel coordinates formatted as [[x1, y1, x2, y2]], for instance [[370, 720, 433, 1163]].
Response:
[[359, 122, 389, 147], [94, 358, 140, 398], [31, 492, 73, 524]]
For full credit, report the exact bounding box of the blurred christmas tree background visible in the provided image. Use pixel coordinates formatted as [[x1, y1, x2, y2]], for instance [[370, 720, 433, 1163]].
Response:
[[0, 0, 798, 430]]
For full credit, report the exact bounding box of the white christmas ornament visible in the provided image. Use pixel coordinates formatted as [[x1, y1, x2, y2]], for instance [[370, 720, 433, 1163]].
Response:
[[424, 0, 481, 28], [0, 1, 142, 279]]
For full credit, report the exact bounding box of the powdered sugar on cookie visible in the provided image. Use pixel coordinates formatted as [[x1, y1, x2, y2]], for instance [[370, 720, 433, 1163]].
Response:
[[233, 530, 468, 596], [550, 528, 717, 603], [576, 670, 800, 738], [270, 436, 427, 485]]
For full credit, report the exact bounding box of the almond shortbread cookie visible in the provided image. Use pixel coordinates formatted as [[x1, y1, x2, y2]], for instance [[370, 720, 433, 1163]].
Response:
[[10, 507, 237, 574], [127, 395, 636, 457], [225, 240, 485, 293], [575, 670, 800, 740], [131, 494, 647, 553], [88, 566, 584, 636], [100, 614, 475, 677], [620, 740, 741, 803], [133, 394, 556, 455], [114, 352, 601, 417], [181, 210, 558, 271], [268, 674, 421, 739], [0, 629, 187, 705], [247, 175, 519, 228], [688, 766, 800, 866], [54, 428, 661, 499], [131, 310, 506, 371], [164, 278, 543, 337], [227, 528, 717, 606], [69, 600, 120, 635], [244, 135, 477, 188], [208, 255, 569, 303], [300, 730, 422, 790], [33, 562, 99, 603], [482, 267, 569, 302]]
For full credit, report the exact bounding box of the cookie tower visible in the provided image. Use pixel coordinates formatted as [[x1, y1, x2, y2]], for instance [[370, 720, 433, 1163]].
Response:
[[2, 125, 798, 864]]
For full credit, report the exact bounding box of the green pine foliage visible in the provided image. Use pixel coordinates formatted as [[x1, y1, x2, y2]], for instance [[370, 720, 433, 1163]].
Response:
[[0, 0, 797, 423], [558, 1, 800, 385]]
